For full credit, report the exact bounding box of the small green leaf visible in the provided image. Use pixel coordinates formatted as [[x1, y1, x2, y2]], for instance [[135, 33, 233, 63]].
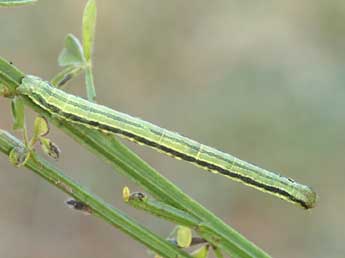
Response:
[[11, 97, 25, 130], [9, 146, 30, 167], [40, 137, 60, 160], [176, 226, 192, 248], [191, 245, 209, 258], [30, 116, 49, 147], [0, 0, 37, 7], [82, 0, 97, 62], [33, 116, 49, 138], [58, 34, 85, 67]]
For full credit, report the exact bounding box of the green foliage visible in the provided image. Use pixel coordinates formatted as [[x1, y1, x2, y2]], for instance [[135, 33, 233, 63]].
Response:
[[82, 0, 97, 101], [191, 245, 210, 258], [56, 33, 88, 95], [84, 66, 96, 101], [11, 97, 25, 130], [0, 0, 36, 7], [8, 145, 30, 167], [83, 0, 97, 62], [176, 226, 193, 248], [58, 34, 85, 67], [58, 34, 85, 66], [0, 130, 193, 258], [33, 116, 49, 138], [54, 0, 97, 101]]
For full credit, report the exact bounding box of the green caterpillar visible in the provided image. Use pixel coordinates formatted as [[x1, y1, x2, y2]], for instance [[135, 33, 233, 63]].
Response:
[[17, 75, 317, 209]]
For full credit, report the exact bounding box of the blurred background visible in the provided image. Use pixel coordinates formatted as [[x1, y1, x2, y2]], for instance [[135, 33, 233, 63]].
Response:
[[0, 1, 344, 257]]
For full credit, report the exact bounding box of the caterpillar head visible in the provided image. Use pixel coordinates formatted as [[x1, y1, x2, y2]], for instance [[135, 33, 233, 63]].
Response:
[[17, 75, 42, 95]]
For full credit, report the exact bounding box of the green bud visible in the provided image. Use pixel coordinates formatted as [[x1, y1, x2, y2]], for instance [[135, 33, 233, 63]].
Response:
[[9, 146, 30, 167], [40, 137, 60, 160]]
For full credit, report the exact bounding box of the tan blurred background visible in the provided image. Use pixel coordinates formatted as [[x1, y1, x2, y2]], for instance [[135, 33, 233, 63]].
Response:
[[0, 1, 344, 257]]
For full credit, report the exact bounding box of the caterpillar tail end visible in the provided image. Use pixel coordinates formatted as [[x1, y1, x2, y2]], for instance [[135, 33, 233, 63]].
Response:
[[302, 186, 318, 210]]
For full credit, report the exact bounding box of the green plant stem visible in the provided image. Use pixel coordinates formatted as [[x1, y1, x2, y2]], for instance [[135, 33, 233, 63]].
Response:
[[126, 192, 264, 255], [84, 64, 96, 101], [50, 66, 82, 88], [0, 0, 37, 7], [0, 130, 193, 258], [126, 192, 201, 227]]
